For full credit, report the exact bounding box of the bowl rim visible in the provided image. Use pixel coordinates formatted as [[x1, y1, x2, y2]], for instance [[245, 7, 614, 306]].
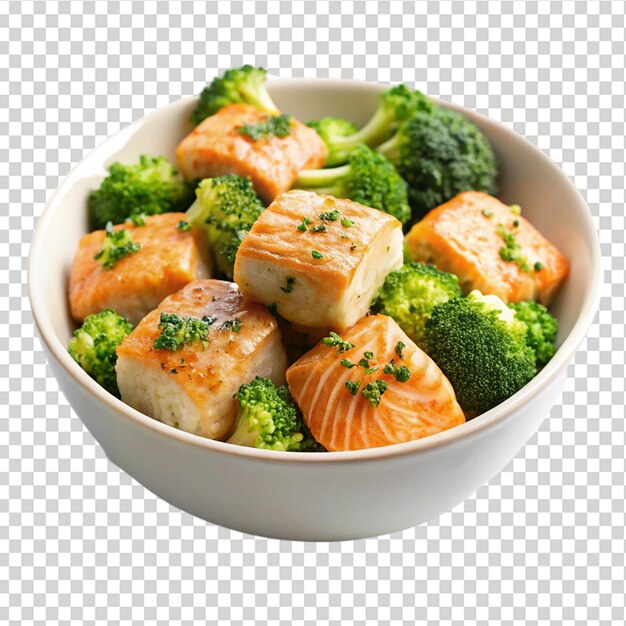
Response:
[[28, 76, 603, 464]]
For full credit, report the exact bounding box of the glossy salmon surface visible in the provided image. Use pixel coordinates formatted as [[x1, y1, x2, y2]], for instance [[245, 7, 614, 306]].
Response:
[[116, 280, 288, 440], [176, 104, 327, 203], [69, 213, 212, 325], [286, 314, 465, 451], [405, 191, 569, 305]]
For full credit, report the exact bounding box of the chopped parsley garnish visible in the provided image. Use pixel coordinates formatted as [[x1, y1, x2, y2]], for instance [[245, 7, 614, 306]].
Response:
[[296, 217, 311, 231], [236, 114, 291, 141], [363, 351, 374, 360], [153, 312, 211, 351], [496, 223, 530, 272], [311, 250, 324, 259], [220, 318, 242, 333], [318, 210, 340, 221], [340, 359, 356, 368], [395, 341, 405, 359], [534, 262, 543, 272], [509, 204, 522, 215], [310, 224, 327, 233], [512, 219, 520, 227], [127, 213, 148, 226], [94, 221, 141, 270], [268, 302, 279, 316], [383, 360, 411, 382], [362, 380, 388, 408], [345, 380, 361, 396], [177, 220, 192, 232], [349, 243, 357, 252], [341, 217, 355, 227], [358, 351, 378, 374], [481, 209, 493, 218], [321, 332, 354, 354], [280, 276, 296, 293]]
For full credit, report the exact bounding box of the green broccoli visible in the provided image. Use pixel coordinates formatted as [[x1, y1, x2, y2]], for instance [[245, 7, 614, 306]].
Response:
[[236, 113, 292, 140], [94, 222, 141, 269], [294, 145, 411, 224], [185, 174, 264, 278], [509, 301, 558, 367], [152, 312, 214, 351], [423, 291, 536, 417], [316, 85, 434, 166], [306, 117, 358, 167], [227, 377, 325, 452], [67, 310, 133, 397], [373, 262, 462, 346], [377, 106, 498, 220], [88, 155, 195, 230], [190, 65, 279, 126]]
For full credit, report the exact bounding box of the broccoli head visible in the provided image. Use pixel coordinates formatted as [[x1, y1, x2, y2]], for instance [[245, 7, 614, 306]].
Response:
[[509, 301, 558, 367], [67, 310, 133, 397], [377, 106, 498, 220], [227, 377, 325, 452], [423, 291, 536, 417], [373, 262, 462, 345], [190, 65, 279, 126], [306, 117, 358, 167], [317, 85, 434, 166], [295, 145, 411, 224], [88, 155, 195, 230], [185, 174, 264, 278]]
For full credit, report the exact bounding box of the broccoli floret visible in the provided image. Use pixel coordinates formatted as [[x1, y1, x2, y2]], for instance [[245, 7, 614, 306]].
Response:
[[190, 65, 279, 126], [423, 291, 536, 417], [236, 113, 292, 140], [185, 174, 264, 278], [67, 310, 133, 397], [316, 85, 434, 166], [94, 222, 141, 269], [227, 377, 325, 452], [88, 155, 195, 230], [295, 145, 411, 224], [306, 117, 358, 167], [152, 312, 214, 351], [377, 106, 498, 220], [373, 262, 462, 346], [509, 301, 558, 367]]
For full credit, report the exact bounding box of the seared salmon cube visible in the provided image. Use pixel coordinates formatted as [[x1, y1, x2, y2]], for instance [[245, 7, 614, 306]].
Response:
[[286, 314, 465, 451], [233, 190, 404, 332], [405, 192, 569, 304], [115, 280, 288, 440], [69, 213, 212, 325], [175, 103, 327, 203]]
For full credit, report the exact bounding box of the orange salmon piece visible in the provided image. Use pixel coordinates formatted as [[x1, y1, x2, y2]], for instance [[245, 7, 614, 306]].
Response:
[[116, 279, 288, 440], [404, 191, 569, 305], [69, 213, 212, 325], [286, 314, 465, 451], [233, 190, 404, 332], [175, 103, 327, 203]]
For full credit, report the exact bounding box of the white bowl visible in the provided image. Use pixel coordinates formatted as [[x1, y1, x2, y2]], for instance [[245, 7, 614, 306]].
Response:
[[29, 78, 601, 541]]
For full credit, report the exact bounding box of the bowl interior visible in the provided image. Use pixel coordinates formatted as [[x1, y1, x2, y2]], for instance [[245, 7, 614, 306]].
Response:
[[30, 78, 600, 453]]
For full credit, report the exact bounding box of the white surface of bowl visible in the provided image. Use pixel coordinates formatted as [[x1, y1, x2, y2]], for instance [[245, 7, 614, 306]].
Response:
[[29, 78, 601, 541]]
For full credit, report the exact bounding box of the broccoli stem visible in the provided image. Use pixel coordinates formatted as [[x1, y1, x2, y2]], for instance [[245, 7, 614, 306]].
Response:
[[242, 86, 279, 113], [226, 408, 260, 447], [295, 163, 351, 188], [376, 134, 400, 161], [331, 106, 395, 151]]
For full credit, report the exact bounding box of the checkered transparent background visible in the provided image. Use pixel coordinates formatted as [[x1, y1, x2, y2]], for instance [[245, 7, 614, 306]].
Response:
[[2, 1, 625, 624]]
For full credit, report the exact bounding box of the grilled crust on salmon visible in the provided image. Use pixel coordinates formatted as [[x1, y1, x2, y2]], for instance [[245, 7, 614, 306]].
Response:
[[405, 191, 569, 305], [233, 190, 404, 332], [175, 103, 327, 203], [69, 213, 212, 325], [286, 314, 465, 451], [115, 280, 288, 440]]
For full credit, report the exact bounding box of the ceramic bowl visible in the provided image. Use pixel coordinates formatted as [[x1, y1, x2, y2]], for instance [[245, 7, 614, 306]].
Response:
[[29, 78, 601, 541]]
